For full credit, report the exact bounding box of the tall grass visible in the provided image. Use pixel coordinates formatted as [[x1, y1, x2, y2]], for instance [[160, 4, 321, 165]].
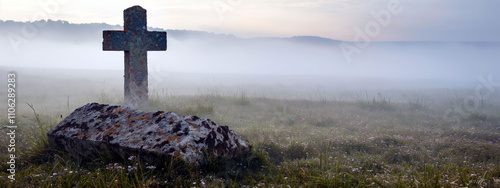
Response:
[[1, 89, 500, 187], [355, 92, 395, 111]]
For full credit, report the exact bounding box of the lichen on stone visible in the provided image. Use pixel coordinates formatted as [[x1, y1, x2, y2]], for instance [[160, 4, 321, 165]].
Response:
[[47, 103, 251, 164]]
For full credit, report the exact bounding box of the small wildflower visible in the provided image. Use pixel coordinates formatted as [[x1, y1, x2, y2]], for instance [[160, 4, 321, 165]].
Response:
[[200, 179, 206, 186], [127, 166, 137, 171]]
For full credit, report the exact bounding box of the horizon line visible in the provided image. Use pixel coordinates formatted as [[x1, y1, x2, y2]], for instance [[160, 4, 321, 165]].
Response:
[[1, 19, 500, 43]]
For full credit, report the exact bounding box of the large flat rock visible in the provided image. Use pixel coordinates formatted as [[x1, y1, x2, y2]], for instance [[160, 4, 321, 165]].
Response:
[[47, 103, 250, 164]]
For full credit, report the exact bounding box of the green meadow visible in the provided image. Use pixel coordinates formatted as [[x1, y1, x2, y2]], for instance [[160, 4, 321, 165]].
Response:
[[0, 72, 499, 187]]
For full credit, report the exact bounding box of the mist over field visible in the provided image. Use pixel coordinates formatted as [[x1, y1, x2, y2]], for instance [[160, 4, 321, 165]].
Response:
[[1, 20, 499, 93], [0, 20, 499, 122], [2, 19, 500, 187]]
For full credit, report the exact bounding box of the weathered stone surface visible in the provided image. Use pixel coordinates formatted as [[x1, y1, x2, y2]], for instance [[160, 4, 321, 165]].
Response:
[[47, 103, 250, 164], [103, 5, 167, 109]]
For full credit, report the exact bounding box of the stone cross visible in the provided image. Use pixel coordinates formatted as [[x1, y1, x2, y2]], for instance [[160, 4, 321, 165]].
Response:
[[103, 5, 166, 109]]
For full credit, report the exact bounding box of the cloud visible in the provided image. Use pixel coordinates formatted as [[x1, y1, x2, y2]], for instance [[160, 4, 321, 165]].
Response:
[[1, 0, 499, 41], [385, 0, 500, 41]]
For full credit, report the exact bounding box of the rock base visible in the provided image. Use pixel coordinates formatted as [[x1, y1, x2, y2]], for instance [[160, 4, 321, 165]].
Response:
[[47, 103, 251, 164]]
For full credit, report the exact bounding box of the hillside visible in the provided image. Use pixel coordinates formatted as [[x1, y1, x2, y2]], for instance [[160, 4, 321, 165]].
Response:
[[1, 20, 500, 89]]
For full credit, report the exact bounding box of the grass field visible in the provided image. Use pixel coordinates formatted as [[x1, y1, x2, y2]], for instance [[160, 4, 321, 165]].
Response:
[[1, 85, 500, 187]]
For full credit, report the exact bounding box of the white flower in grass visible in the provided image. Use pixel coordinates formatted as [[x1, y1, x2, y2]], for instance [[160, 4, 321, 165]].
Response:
[[200, 179, 206, 186]]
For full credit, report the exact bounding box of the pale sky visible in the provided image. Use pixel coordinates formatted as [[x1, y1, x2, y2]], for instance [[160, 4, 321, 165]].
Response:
[[1, 0, 499, 41]]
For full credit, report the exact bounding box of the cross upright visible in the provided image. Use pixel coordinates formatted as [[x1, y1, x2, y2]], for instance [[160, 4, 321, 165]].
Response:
[[103, 5, 167, 109]]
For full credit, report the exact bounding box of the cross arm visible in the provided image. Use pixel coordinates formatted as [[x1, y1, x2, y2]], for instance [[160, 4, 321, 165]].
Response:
[[146, 31, 167, 51], [103, 31, 127, 51]]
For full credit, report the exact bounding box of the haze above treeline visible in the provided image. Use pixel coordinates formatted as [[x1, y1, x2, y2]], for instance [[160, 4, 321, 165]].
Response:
[[1, 19, 499, 90]]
